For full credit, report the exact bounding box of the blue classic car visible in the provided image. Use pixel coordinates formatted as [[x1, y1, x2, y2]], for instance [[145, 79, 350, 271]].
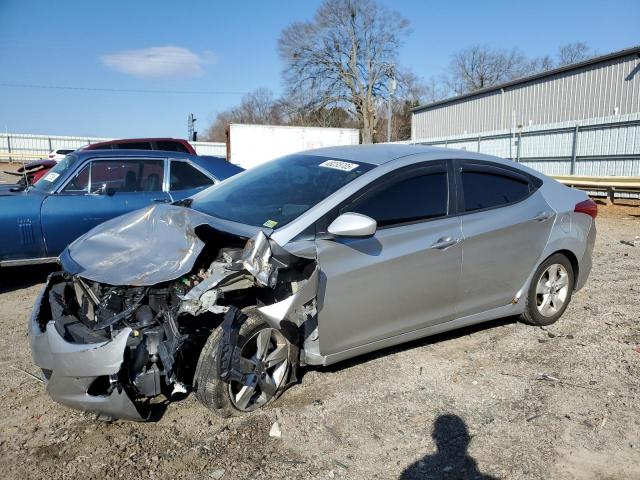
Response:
[[0, 150, 243, 266]]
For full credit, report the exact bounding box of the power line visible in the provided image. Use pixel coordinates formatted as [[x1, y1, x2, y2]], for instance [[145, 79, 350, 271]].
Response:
[[0, 82, 247, 96]]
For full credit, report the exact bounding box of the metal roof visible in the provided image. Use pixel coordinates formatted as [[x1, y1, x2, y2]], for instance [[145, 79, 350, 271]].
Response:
[[412, 45, 640, 113]]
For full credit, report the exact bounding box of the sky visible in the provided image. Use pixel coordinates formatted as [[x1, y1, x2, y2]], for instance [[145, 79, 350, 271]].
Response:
[[1, 0, 638, 139]]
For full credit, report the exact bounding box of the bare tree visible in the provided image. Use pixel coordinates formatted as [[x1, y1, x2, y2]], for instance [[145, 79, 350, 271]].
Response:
[[374, 72, 446, 142], [528, 55, 555, 74], [444, 45, 531, 94], [557, 42, 593, 66], [278, 0, 410, 143], [203, 89, 285, 141]]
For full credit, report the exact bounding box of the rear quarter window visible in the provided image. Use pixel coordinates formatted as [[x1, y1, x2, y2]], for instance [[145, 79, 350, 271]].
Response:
[[157, 141, 189, 153], [115, 142, 153, 150]]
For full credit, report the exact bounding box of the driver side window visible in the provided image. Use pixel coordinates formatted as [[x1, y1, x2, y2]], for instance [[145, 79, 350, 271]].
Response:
[[344, 169, 449, 228], [89, 159, 164, 193], [62, 164, 90, 193]]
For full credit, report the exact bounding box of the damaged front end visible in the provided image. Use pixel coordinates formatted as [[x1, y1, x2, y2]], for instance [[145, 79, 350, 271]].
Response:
[[29, 205, 319, 420]]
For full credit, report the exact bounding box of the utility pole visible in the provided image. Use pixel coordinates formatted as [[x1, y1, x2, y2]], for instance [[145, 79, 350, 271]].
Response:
[[387, 76, 397, 143], [187, 113, 197, 141]]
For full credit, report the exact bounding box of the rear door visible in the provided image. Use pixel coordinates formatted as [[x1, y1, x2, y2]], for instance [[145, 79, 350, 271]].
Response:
[[455, 161, 554, 317], [167, 159, 216, 201], [41, 157, 170, 256], [315, 161, 463, 356]]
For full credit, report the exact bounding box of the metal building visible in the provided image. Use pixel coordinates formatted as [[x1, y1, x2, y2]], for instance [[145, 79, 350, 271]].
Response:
[[412, 45, 640, 139]]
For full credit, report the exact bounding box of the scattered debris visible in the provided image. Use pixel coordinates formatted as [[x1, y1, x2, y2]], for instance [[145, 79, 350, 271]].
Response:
[[209, 469, 225, 479], [333, 460, 349, 470], [633, 345, 640, 354], [536, 372, 598, 391], [269, 421, 282, 439], [9, 365, 43, 384], [526, 414, 541, 422]]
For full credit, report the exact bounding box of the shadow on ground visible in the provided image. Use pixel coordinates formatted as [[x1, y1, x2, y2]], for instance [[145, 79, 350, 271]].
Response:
[[0, 264, 58, 294], [400, 414, 497, 480]]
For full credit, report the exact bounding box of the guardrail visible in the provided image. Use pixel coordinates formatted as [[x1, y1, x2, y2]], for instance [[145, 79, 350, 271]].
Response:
[[552, 175, 640, 204]]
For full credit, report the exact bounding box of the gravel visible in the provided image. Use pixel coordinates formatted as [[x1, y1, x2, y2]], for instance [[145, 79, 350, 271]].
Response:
[[0, 203, 638, 479]]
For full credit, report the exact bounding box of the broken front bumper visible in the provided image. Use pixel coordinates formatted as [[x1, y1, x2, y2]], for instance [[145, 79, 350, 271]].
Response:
[[28, 279, 144, 421]]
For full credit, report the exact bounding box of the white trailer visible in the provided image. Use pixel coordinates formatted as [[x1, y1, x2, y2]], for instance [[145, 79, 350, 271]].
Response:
[[227, 124, 360, 169]]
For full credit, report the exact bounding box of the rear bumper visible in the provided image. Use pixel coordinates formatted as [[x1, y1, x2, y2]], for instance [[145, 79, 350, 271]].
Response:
[[575, 220, 596, 291], [28, 278, 144, 421]]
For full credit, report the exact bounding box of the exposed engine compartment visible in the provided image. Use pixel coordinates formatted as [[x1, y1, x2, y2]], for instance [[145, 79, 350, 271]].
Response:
[[34, 229, 319, 418]]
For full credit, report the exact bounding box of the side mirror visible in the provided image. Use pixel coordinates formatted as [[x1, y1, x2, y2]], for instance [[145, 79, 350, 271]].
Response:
[[328, 212, 377, 238]]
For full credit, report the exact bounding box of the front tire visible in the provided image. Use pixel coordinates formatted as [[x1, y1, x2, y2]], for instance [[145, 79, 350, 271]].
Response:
[[521, 253, 574, 326], [194, 311, 292, 417]]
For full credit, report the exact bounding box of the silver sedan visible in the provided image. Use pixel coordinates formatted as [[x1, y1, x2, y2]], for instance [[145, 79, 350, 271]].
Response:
[[29, 145, 596, 419]]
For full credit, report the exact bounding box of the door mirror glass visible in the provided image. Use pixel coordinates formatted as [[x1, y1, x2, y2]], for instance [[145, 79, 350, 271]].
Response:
[[328, 212, 377, 238]]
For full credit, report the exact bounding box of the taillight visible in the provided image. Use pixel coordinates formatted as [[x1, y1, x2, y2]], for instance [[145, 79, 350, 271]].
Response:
[[574, 199, 598, 219]]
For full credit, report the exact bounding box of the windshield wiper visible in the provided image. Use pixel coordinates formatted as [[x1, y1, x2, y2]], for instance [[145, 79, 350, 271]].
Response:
[[172, 198, 193, 208]]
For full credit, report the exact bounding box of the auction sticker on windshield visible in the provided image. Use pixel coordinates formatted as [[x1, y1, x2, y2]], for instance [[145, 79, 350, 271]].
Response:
[[319, 160, 359, 172], [263, 219, 278, 228], [43, 172, 60, 182]]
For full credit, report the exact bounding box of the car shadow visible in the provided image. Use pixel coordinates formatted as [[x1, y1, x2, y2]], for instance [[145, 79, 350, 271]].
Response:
[[0, 264, 59, 294], [303, 316, 518, 377], [399, 413, 497, 480]]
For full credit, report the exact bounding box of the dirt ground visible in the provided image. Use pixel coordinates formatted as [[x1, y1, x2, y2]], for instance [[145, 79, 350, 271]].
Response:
[[0, 193, 639, 479]]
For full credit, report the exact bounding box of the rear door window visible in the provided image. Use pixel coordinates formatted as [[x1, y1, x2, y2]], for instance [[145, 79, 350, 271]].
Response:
[[114, 142, 153, 150], [346, 168, 448, 228], [90, 159, 164, 193], [157, 141, 189, 153], [461, 167, 531, 212], [170, 161, 214, 190]]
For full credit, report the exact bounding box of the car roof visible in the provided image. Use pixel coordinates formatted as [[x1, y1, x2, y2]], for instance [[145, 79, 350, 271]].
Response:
[[190, 155, 244, 180], [301, 143, 525, 170], [72, 149, 195, 160], [69, 150, 243, 180]]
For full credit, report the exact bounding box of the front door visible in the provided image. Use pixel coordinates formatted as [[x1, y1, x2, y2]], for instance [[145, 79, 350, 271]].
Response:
[[315, 162, 462, 357], [41, 158, 170, 256]]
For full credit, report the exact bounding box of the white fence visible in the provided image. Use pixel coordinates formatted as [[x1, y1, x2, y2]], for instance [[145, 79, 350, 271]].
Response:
[[0, 133, 226, 160]]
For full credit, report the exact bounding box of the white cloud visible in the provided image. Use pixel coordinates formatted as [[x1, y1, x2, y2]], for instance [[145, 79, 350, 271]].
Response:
[[101, 46, 216, 78]]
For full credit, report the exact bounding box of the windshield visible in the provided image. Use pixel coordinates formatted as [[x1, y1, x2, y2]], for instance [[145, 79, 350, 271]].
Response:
[[32, 154, 78, 191], [190, 154, 375, 229]]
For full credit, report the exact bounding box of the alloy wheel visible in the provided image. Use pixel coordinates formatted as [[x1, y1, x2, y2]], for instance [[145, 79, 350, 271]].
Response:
[[535, 263, 570, 317], [228, 328, 289, 411]]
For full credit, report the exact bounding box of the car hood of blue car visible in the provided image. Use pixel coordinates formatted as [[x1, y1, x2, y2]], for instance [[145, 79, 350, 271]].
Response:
[[61, 203, 266, 286]]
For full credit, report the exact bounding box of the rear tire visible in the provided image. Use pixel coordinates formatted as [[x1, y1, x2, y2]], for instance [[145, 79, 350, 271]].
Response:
[[194, 311, 291, 417], [520, 253, 574, 326]]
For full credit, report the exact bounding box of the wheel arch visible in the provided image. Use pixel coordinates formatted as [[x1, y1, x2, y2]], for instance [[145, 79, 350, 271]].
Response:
[[551, 249, 579, 290]]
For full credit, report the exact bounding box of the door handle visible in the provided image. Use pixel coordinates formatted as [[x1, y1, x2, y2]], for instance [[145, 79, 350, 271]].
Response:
[[533, 211, 553, 222], [152, 198, 170, 203], [430, 236, 460, 250]]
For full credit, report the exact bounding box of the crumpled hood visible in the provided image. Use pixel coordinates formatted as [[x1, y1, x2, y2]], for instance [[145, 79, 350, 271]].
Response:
[[61, 204, 218, 286]]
